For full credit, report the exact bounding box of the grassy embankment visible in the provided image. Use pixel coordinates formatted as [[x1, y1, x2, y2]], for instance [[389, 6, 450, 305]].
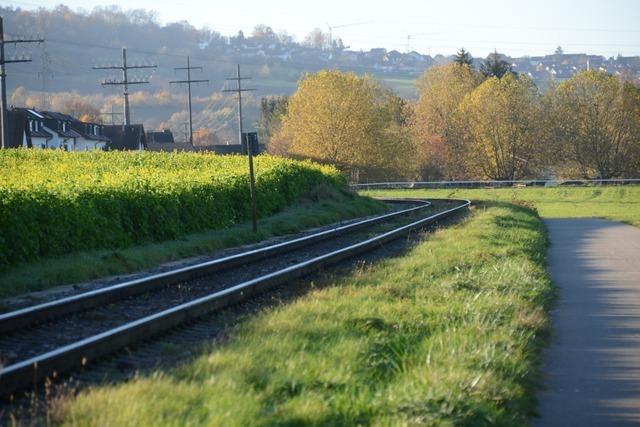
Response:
[[362, 186, 640, 226], [61, 202, 553, 426], [0, 150, 385, 298]]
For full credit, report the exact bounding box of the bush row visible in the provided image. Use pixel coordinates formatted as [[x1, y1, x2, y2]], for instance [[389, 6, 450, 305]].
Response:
[[0, 150, 345, 268]]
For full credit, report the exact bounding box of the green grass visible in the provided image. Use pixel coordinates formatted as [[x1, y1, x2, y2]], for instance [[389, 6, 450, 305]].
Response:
[[0, 190, 385, 299], [60, 202, 553, 426], [362, 186, 640, 227]]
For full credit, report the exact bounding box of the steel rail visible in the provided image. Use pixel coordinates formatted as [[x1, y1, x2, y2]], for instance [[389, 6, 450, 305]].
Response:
[[0, 199, 429, 334], [0, 199, 470, 396]]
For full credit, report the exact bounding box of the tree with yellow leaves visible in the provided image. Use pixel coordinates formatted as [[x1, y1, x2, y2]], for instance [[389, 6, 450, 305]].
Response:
[[459, 74, 546, 180], [553, 70, 640, 179], [413, 63, 484, 179], [277, 70, 415, 181]]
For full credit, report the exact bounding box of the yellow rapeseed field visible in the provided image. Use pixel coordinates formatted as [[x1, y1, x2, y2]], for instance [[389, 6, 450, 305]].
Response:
[[0, 150, 345, 268]]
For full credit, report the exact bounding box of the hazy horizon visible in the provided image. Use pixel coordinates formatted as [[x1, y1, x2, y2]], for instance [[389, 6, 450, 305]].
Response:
[[3, 0, 640, 58]]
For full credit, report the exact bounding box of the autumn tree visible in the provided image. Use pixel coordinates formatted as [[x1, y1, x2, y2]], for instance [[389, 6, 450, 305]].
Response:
[[481, 50, 513, 78], [412, 63, 484, 179], [277, 70, 416, 181], [63, 98, 102, 123], [459, 74, 547, 180], [193, 128, 220, 146], [553, 70, 640, 178]]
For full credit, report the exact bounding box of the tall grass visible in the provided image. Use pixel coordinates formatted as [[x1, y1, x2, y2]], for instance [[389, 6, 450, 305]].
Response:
[[60, 202, 553, 426]]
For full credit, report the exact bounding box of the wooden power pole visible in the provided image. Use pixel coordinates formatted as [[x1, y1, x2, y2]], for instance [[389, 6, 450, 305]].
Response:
[[224, 64, 258, 232], [170, 56, 208, 147], [92, 47, 156, 126]]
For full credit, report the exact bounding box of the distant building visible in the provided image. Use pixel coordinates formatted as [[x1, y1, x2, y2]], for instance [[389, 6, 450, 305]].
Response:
[[146, 129, 175, 144], [104, 124, 147, 151], [69, 121, 109, 151], [40, 111, 84, 150], [10, 108, 55, 148], [6, 108, 110, 151], [0, 109, 31, 148]]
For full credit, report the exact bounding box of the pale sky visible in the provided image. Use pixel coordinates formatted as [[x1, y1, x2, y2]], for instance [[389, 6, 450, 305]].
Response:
[[5, 0, 640, 57]]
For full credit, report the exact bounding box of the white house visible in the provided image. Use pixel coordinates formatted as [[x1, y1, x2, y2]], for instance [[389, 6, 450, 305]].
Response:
[[19, 108, 54, 148], [40, 111, 83, 150], [70, 121, 109, 151]]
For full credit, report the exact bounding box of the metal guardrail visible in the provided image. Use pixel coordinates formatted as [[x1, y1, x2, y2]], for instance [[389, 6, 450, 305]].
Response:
[[352, 179, 640, 190], [0, 199, 470, 396]]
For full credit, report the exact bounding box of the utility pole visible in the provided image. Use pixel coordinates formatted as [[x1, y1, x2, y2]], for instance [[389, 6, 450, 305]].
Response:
[[224, 64, 257, 232], [170, 56, 208, 147], [0, 16, 44, 148], [92, 47, 156, 126]]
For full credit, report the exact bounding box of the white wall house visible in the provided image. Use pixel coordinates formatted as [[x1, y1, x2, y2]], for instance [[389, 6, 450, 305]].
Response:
[[11, 108, 111, 151], [41, 111, 82, 150], [71, 122, 109, 151], [24, 109, 54, 148]]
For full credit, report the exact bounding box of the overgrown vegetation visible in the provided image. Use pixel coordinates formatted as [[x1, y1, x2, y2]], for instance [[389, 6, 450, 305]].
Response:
[[0, 150, 345, 269], [60, 203, 553, 426], [363, 186, 640, 227]]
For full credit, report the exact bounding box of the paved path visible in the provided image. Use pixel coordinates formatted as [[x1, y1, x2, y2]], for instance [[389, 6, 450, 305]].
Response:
[[536, 219, 640, 426]]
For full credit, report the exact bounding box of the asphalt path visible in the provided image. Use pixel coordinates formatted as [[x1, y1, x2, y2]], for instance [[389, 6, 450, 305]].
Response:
[[536, 219, 640, 426]]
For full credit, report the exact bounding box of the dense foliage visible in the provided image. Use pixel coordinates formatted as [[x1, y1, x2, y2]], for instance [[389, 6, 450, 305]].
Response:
[[276, 70, 416, 181], [0, 150, 345, 268], [553, 70, 640, 179], [413, 67, 640, 180], [459, 74, 548, 180]]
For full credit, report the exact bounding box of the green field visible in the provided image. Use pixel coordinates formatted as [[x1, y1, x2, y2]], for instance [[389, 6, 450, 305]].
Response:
[[362, 186, 640, 227], [59, 202, 553, 426]]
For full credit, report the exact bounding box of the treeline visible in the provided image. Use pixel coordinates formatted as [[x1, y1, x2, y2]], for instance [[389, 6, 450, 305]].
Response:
[[263, 66, 640, 181]]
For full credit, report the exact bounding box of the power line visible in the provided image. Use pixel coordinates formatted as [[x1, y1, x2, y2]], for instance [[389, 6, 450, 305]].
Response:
[[223, 64, 258, 233], [92, 47, 157, 126], [0, 15, 44, 149], [170, 56, 208, 146]]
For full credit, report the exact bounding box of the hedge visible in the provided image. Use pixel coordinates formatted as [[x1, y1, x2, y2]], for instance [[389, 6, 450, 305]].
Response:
[[0, 150, 345, 269]]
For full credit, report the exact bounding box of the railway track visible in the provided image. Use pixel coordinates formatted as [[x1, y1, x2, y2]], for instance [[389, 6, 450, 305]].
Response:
[[0, 198, 470, 398]]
